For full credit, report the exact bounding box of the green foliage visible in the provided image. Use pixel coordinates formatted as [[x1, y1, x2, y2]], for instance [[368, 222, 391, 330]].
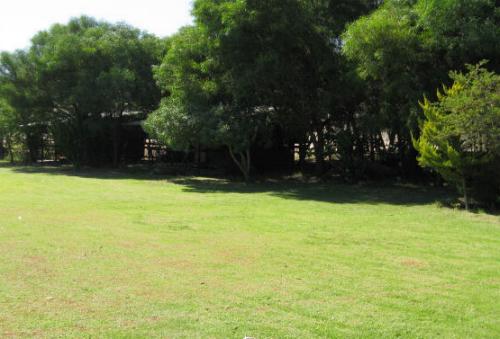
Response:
[[0, 100, 15, 135], [416, 0, 500, 70], [0, 51, 49, 162], [144, 96, 203, 151], [414, 62, 500, 207], [1, 0, 498, 188], [343, 0, 500, 173], [144, 26, 218, 152], [0, 100, 16, 161], [27, 16, 162, 166], [146, 10, 276, 180], [344, 0, 499, 81], [148, 0, 378, 178]]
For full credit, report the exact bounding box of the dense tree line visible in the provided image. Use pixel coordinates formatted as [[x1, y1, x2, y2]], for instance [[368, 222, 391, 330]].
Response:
[[145, 0, 499, 204], [1, 0, 499, 205], [0, 17, 163, 167]]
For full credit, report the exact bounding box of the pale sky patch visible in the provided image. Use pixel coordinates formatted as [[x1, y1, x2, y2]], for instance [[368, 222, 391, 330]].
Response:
[[0, 0, 194, 52]]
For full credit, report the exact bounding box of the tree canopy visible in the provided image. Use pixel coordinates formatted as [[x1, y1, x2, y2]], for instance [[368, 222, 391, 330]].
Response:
[[1, 16, 163, 166], [343, 0, 500, 172]]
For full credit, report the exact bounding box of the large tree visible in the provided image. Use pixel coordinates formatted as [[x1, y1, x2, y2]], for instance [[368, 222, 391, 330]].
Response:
[[91, 23, 163, 167], [145, 25, 272, 181], [29, 16, 162, 167], [192, 0, 381, 173]]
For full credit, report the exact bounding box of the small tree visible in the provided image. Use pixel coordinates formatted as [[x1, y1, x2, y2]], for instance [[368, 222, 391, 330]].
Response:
[[414, 62, 500, 209]]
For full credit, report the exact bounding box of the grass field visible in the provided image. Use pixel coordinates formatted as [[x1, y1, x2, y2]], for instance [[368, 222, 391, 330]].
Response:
[[0, 163, 499, 338]]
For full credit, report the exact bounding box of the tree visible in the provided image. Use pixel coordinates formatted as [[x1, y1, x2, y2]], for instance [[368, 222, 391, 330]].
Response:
[[30, 17, 101, 167], [29, 16, 162, 167], [146, 0, 386, 178], [145, 25, 271, 181], [144, 26, 217, 153], [414, 63, 500, 209], [343, 0, 500, 175], [92, 24, 163, 167], [192, 0, 309, 175], [192, 0, 378, 174]]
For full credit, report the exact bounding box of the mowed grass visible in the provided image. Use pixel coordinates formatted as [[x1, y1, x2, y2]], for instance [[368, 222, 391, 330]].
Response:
[[0, 164, 499, 338]]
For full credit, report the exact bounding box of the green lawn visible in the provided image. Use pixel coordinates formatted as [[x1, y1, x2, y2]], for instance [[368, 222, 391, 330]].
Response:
[[0, 164, 499, 338]]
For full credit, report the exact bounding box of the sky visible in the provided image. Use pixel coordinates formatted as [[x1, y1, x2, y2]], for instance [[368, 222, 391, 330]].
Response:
[[0, 0, 194, 52]]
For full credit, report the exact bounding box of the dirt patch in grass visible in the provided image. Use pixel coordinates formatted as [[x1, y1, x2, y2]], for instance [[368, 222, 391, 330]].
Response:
[[400, 258, 428, 268]]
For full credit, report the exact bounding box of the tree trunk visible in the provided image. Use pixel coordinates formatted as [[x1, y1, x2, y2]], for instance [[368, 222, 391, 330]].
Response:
[[6, 136, 14, 163], [313, 130, 325, 174], [369, 134, 376, 162], [462, 176, 469, 211], [397, 135, 405, 168], [298, 142, 307, 168], [73, 108, 84, 169], [228, 146, 251, 182], [111, 120, 121, 168], [40, 136, 45, 162], [26, 134, 39, 164]]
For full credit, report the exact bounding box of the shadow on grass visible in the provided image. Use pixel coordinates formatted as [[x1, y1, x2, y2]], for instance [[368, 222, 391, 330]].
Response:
[[2, 162, 459, 207], [2, 162, 162, 181], [169, 177, 454, 207]]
